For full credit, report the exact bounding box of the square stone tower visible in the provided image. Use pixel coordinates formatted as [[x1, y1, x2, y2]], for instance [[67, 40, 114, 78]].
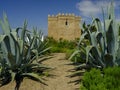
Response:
[[48, 13, 81, 41]]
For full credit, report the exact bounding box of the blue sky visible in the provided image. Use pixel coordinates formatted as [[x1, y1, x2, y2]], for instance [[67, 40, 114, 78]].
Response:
[[0, 0, 120, 35]]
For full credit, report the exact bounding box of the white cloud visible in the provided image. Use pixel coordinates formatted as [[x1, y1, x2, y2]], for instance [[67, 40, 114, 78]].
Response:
[[76, 0, 120, 22], [76, 0, 109, 17]]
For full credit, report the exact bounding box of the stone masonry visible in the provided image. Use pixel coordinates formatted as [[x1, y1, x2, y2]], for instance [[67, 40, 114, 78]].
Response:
[[48, 13, 81, 41]]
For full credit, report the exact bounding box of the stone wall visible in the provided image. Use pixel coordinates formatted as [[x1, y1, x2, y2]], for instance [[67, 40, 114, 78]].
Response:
[[48, 13, 81, 41]]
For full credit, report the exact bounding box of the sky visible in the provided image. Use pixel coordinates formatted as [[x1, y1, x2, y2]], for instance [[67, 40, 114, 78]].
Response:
[[0, 0, 120, 35]]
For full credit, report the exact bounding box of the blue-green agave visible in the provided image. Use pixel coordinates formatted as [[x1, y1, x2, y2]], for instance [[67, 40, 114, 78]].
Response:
[[69, 1, 120, 79], [0, 14, 50, 90]]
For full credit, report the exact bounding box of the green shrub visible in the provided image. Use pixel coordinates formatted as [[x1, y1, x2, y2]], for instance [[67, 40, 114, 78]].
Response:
[[50, 47, 63, 53], [103, 67, 120, 90], [65, 49, 75, 59], [80, 67, 120, 90], [46, 37, 77, 54]]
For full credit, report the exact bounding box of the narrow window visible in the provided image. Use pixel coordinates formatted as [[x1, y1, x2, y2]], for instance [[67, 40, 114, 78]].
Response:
[[65, 19, 68, 26]]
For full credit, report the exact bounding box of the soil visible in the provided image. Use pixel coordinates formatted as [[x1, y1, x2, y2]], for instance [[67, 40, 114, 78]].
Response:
[[0, 53, 79, 90]]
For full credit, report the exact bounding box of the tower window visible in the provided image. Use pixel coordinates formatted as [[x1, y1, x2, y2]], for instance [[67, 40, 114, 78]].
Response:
[[65, 19, 68, 26]]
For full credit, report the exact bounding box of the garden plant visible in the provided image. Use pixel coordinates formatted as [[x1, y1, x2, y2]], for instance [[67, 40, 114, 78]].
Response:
[[0, 14, 50, 90], [69, 1, 120, 88]]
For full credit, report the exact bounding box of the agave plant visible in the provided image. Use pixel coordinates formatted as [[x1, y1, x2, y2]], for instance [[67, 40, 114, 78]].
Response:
[[69, 1, 120, 80], [26, 28, 51, 61], [0, 14, 50, 90]]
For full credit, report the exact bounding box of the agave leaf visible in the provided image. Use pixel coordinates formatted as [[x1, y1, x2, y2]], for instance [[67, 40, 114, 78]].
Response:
[[38, 41, 48, 51], [0, 35, 6, 42], [38, 47, 51, 56], [96, 32, 105, 54], [33, 65, 50, 71], [37, 56, 53, 63], [10, 31, 18, 41], [75, 63, 88, 70], [26, 33, 32, 44], [21, 21, 27, 40], [68, 70, 85, 77], [22, 73, 47, 85], [94, 18, 103, 33], [10, 71, 16, 82], [115, 40, 120, 66], [90, 32, 98, 46], [86, 45, 94, 63], [8, 52, 16, 66], [86, 45, 104, 67], [106, 21, 115, 54], [108, 1, 115, 19], [0, 13, 11, 35], [1, 35, 15, 67], [3, 35, 11, 53], [78, 32, 87, 45], [113, 22, 119, 61], [0, 46, 11, 67], [69, 50, 80, 60], [26, 37, 35, 62], [105, 19, 112, 32], [27, 63, 48, 68], [20, 21, 28, 59], [9, 33, 21, 66], [18, 39, 23, 55], [31, 49, 38, 60], [15, 27, 22, 35]]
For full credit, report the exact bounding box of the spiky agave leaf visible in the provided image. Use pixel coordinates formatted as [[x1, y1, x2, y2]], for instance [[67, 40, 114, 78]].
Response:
[[22, 73, 47, 85]]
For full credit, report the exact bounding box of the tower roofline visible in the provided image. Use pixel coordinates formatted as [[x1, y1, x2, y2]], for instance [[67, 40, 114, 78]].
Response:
[[48, 13, 81, 18]]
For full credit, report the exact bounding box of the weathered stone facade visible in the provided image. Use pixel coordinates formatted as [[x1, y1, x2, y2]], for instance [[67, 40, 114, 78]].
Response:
[[48, 13, 81, 41]]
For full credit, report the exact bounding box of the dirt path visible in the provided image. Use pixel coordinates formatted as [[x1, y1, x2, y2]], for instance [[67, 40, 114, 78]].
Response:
[[41, 53, 79, 90], [0, 53, 79, 90]]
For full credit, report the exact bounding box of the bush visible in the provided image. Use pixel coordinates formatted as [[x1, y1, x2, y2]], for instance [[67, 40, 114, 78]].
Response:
[[46, 37, 77, 53], [65, 49, 75, 59], [50, 47, 63, 53], [103, 67, 120, 90], [80, 67, 120, 90]]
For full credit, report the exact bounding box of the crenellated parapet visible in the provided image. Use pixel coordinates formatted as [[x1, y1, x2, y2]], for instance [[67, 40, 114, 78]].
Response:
[[48, 13, 81, 18]]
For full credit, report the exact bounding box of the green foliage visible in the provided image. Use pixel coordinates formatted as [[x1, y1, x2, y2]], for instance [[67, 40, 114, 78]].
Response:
[[103, 67, 120, 89], [65, 49, 75, 60], [69, 1, 120, 85], [0, 14, 50, 90], [70, 1, 120, 69], [80, 68, 105, 90], [46, 37, 77, 54], [80, 67, 120, 90]]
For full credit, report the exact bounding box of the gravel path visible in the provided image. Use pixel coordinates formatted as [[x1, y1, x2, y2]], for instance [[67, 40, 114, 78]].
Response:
[[41, 53, 79, 90]]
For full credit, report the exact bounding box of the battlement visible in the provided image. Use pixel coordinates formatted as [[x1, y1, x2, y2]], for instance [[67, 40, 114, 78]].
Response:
[[48, 13, 81, 18]]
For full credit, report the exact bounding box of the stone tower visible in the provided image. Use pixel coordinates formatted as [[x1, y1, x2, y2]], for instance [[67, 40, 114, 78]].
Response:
[[48, 13, 81, 41]]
